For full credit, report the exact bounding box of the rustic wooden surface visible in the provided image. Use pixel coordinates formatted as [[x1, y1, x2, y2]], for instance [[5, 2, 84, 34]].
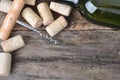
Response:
[[0, 0, 120, 80]]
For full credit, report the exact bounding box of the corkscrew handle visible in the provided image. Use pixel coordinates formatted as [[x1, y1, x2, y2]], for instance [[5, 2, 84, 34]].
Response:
[[16, 20, 60, 45], [0, 0, 25, 40]]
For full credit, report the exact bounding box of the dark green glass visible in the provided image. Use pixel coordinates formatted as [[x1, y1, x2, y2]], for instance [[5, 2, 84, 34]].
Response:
[[54, 0, 120, 27]]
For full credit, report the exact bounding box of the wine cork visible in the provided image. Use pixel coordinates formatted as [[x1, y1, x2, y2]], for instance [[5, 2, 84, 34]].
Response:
[[0, 0, 36, 13], [0, 53, 11, 76], [37, 2, 54, 26], [50, 1, 72, 16], [0, 0, 13, 13], [25, 0, 36, 6], [22, 7, 42, 28], [1, 35, 25, 53], [46, 16, 68, 37]]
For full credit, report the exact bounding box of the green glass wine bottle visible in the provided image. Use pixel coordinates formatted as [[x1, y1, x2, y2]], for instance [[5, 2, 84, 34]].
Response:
[[53, 0, 120, 27]]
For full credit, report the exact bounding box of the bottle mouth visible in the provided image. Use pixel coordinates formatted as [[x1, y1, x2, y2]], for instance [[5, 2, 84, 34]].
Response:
[[65, 0, 78, 4], [73, 0, 78, 4]]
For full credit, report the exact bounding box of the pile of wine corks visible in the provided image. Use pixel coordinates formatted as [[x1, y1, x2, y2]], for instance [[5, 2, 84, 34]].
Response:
[[0, 0, 72, 76], [0, 35, 25, 76], [22, 1, 72, 37]]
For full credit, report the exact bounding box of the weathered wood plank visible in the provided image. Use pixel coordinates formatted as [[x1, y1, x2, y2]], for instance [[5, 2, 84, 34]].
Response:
[[0, 30, 120, 80], [0, 0, 120, 80]]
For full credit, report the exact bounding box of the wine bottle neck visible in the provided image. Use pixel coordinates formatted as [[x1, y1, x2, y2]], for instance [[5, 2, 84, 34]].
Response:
[[64, 0, 78, 4]]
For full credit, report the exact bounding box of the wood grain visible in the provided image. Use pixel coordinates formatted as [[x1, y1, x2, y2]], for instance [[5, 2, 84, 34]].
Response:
[[0, 0, 120, 80], [0, 30, 120, 80]]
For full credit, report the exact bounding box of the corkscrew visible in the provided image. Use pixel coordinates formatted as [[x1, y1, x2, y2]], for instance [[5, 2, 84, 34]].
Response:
[[16, 20, 60, 45]]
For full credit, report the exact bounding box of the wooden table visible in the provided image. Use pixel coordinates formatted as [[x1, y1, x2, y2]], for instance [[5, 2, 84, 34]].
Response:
[[0, 0, 120, 80]]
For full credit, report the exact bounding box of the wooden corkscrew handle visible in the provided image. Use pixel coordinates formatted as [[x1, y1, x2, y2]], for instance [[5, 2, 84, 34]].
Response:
[[0, 0, 25, 40]]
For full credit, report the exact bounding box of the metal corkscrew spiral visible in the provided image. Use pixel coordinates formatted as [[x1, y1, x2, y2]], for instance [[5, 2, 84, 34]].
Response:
[[16, 20, 60, 45]]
